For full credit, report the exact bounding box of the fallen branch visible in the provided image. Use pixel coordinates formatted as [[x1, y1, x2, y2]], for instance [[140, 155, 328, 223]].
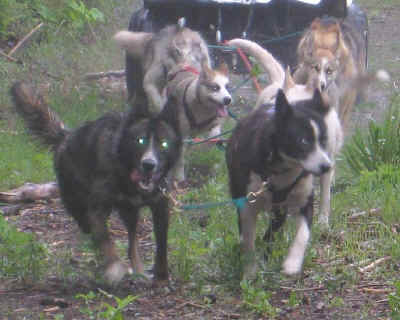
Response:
[[85, 70, 125, 80], [349, 208, 381, 220], [8, 23, 44, 56], [280, 286, 325, 292], [0, 182, 59, 203], [359, 256, 391, 273], [361, 287, 392, 294], [0, 49, 21, 63]]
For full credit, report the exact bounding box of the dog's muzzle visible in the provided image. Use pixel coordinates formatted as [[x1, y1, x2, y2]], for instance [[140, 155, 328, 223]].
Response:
[[130, 158, 160, 192]]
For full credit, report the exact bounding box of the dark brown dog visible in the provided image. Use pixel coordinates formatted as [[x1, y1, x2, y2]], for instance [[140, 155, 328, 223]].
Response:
[[11, 82, 182, 285]]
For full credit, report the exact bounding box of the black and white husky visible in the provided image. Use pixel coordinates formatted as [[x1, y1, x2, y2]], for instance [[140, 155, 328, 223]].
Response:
[[226, 88, 334, 278]]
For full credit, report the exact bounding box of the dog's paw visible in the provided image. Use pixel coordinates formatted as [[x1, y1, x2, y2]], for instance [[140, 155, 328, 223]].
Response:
[[282, 256, 303, 275], [104, 261, 130, 285]]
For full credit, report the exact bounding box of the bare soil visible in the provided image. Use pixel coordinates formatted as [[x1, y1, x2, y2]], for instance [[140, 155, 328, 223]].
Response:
[[0, 2, 399, 320]]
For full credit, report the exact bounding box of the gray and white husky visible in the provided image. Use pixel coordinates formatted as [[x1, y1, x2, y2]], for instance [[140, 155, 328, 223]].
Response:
[[114, 20, 211, 114]]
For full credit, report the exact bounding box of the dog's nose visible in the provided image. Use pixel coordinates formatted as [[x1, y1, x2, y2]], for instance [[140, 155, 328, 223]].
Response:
[[320, 82, 326, 91], [142, 159, 157, 172], [319, 163, 331, 174], [223, 96, 232, 105]]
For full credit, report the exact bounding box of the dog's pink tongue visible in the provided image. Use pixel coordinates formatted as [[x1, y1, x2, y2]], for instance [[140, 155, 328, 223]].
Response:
[[130, 169, 142, 183], [218, 106, 228, 117]]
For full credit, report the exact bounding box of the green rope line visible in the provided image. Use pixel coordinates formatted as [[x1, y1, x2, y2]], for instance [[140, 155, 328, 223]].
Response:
[[184, 129, 234, 145], [207, 30, 303, 51], [258, 30, 303, 45], [179, 196, 247, 211]]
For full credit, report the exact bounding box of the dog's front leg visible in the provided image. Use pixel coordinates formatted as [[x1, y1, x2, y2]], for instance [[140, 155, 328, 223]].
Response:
[[119, 206, 144, 276], [282, 193, 313, 275], [171, 143, 186, 183], [238, 203, 258, 279], [150, 197, 170, 281], [319, 167, 334, 227], [87, 206, 129, 285]]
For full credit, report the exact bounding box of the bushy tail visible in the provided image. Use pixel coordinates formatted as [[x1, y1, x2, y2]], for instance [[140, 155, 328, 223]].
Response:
[[340, 69, 391, 97], [113, 30, 153, 58], [10, 82, 67, 149], [227, 38, 285, 85]]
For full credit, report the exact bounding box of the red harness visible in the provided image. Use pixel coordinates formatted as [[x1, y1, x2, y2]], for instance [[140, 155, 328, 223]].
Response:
[[167, 65, 200, 82]]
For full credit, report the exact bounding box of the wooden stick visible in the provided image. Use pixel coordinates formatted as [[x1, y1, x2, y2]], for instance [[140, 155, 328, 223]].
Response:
[[84, 70, 125, 80], [280, 286, 325, 292], [359, 256, 391, 273], [8, 22, 44, 56], [0, 49, 20, 63]]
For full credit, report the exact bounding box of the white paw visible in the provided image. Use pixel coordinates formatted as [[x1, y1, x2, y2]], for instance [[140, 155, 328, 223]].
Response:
[[104, 261, 129, 285], [282, 256, 303, 275]]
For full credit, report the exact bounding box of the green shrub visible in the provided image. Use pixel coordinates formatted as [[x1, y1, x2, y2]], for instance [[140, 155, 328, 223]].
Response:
[[343, 94, 400, 176]]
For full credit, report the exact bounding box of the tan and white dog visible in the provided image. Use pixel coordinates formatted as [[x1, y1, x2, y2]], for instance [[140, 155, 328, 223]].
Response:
[[293, 16, 367, 132], [114, 20, 211, 114], [164, 61, 232, 182], [227, 38, 343, 227]]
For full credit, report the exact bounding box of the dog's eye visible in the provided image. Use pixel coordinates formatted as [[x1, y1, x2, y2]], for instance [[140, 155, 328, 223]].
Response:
[[299, 137, 309, 146], [161, 140, 169, 149], [326, 68, 332, 75], [313, 65, 320, 72], [207, 84, 220, 92], [137, 137, 148, 145]]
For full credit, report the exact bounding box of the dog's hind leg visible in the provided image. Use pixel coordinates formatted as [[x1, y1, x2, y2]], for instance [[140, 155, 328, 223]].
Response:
[[263, 205, 288, 256], [143, 65, 167, 114], [150, 197, 170, 281], [282, 193, 313, 275]]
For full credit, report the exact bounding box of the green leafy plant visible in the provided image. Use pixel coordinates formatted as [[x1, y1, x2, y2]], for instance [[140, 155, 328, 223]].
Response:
[[98, 288, 138, 320], [64, 0, 105, 30], [240, 280, 278, 318], [389, 281, 400, 318], [76, 289, 137, 320], [0, 214, 48, 281], [0, 0, 16, 35], [343, 94, 400, 176]]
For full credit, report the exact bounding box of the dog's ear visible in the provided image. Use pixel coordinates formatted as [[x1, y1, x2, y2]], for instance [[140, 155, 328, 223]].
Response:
[[311, 88, 330, 113], [177, 17, 186, 29], [217, 60, 229, 75], [275, 89, 292, 122], [283, 66, 295, 91], [200, 61, 213, 79]]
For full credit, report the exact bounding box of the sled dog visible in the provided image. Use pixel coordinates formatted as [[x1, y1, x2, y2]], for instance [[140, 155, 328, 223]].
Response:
[[293, 16, 367, 131], [114, 20, 211, 114], [227, 38, 343, 227], [11, 82, 182, 285], [226, 88, 334, 278], [165, 61, 232, 181]]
